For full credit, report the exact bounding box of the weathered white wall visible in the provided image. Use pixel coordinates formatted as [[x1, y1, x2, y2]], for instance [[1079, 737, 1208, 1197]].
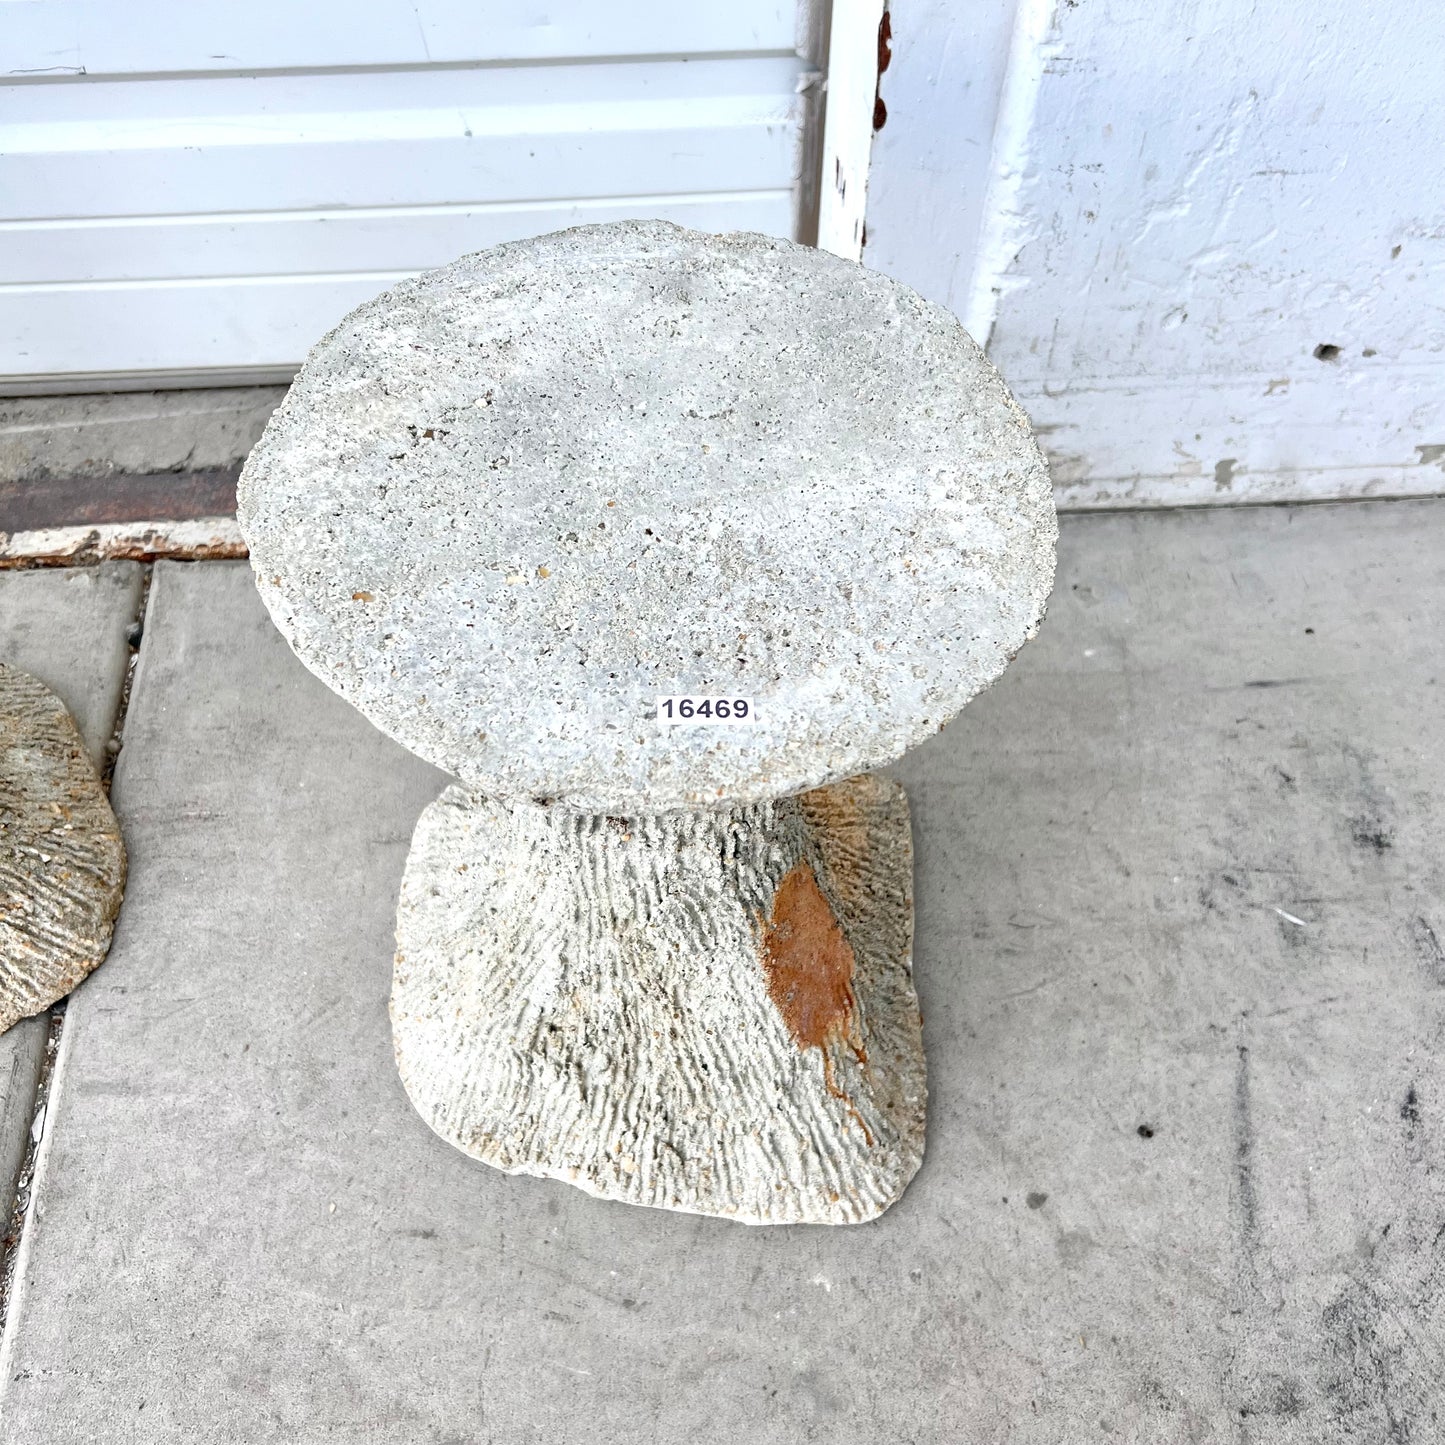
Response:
[[866, 0, 1445, 507]]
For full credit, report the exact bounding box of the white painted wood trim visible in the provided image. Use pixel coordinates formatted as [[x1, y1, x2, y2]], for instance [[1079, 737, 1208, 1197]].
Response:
[[816, 0, 885, 259], [960, 0, 1056, 347]]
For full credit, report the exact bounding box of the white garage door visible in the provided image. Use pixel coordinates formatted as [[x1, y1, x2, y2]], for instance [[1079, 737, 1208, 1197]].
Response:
[[1, 1, 825, 391]]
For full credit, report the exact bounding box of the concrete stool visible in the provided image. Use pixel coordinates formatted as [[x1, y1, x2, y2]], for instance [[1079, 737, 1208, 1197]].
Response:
[[238, 222, 1056, 1224], [0, 664, 126, 1033]]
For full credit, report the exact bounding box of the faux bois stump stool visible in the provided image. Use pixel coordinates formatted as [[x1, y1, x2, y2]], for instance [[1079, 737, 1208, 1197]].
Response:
[[237, 221, 1056, 1225]]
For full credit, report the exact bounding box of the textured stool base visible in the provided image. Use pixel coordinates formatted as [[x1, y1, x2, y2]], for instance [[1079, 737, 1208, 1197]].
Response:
[[0, 664, 126, 1033], [392, 774, 925, 1225]]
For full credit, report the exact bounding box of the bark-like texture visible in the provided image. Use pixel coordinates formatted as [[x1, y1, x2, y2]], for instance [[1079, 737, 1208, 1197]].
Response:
[[0, 664, 125, 1033], [393, 773, 924, 1224]]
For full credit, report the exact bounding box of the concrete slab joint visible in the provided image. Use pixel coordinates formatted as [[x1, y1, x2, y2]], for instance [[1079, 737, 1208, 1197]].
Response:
[[0, 561, 142, 1261], [238, 221, 1057, 1224]]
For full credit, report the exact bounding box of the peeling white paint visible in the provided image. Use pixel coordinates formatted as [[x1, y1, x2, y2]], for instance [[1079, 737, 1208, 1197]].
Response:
[[817, 0, 887, 260], [0, 517, 244, 564], [866, 0, 1445, 507]]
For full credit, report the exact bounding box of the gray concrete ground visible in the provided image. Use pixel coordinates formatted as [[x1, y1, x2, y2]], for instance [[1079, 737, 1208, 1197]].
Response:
[[0, 564, 141, 1230], [0, 501, 1442, 1442], [0, 390, 283, 484]]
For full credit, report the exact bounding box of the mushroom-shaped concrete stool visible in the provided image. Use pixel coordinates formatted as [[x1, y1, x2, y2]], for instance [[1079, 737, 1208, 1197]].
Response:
[[238, 222, 1056, 1225]]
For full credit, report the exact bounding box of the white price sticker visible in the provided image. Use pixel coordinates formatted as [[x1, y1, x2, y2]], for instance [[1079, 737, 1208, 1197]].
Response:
[[656, 696, 756, 726]]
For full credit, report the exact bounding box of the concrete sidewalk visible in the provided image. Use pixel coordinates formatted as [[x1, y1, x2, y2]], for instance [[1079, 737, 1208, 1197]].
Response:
[[0, 501, 1442, 1442]]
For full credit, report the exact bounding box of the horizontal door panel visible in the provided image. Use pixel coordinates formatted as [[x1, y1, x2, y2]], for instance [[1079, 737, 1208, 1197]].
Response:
[[3, 56, 804, 135], [0, 194, 796, 374], [4, 122, 797, 223], [0, 20, 810, 382], [1, 60, 802, 220], [4, 275, 461, 376], [6, 0, 798, 78], [0, 192, 794, 283]]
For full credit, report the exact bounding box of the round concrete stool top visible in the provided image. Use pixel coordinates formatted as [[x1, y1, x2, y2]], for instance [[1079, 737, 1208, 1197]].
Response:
[[238, 221, 1056, 811]]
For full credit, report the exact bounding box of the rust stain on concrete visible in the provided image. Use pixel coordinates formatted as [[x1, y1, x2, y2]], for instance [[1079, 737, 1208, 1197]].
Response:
[[761, 862, 858, 1051]]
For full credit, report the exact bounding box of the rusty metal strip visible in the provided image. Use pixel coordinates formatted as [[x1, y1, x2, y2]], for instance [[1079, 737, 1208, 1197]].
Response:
[[0, 468, 246, 566]]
